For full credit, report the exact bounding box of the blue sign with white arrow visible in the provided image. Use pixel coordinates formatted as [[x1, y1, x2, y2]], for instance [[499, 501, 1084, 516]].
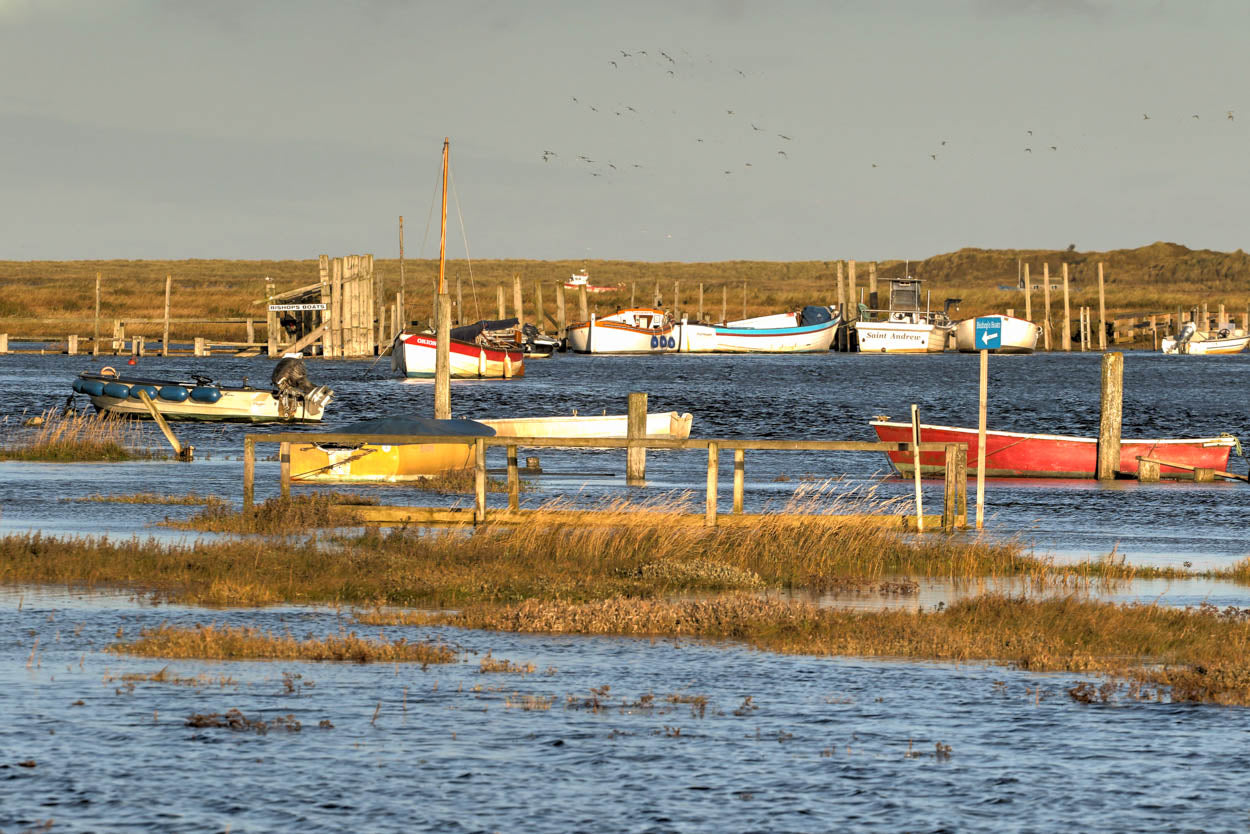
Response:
[[974, 317, 1002, 350]]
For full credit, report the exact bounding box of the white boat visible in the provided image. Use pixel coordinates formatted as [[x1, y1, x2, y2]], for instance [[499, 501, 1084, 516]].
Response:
[[953, 314, 1041, 354], [72, 359, 333, 423], [853, 277, 954, 354], [1161, 322, 1250, 355], [564, 269, 619, 293], [678, 307, 840, 353], [391, 332, 525, 378], [566, 308, 677, 354], [479, 411, 693, 439]]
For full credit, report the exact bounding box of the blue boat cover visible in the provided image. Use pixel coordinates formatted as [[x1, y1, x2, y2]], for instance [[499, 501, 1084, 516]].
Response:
[[800, 306, 833, 326], [329, 416, 496, 437]]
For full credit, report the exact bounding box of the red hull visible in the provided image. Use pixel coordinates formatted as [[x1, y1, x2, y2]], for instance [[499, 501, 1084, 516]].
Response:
[[871, 420, 1235, 479]]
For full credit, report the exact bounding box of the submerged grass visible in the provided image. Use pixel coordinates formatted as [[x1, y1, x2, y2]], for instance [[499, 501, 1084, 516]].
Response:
[[0, 410, 161, 462], [163, 492, 378, 535], [110, 623, 457, 665], [67, 492, 226, 506]]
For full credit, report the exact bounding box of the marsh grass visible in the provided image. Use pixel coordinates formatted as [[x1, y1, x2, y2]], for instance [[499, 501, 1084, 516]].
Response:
[[67, 492, 225, 506], [0, 410, 161, 462], [105, 665, 237, 688], [441, 595, 1250, 704], [164, 492, 378, 535], [110, 623, 458, 665]]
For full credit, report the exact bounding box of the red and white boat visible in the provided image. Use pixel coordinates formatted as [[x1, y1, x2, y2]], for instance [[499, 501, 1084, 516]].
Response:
[[564, 269, 619, 293], [391, 332, 524, 379], [870, 419, 1237, 479]]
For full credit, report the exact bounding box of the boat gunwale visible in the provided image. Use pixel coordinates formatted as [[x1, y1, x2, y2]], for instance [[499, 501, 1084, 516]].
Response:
[[869, 420, 1237, 447]]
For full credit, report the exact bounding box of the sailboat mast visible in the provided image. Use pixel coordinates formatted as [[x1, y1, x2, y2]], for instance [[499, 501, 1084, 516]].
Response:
[[438, 137, 449, 295]]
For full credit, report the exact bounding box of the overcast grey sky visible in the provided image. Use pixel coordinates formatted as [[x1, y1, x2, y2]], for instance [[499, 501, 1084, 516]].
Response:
[[2, 0, 1247, 262]]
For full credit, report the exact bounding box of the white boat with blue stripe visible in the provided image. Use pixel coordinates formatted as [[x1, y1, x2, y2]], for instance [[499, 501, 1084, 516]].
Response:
[[677, 306, 840, 353]]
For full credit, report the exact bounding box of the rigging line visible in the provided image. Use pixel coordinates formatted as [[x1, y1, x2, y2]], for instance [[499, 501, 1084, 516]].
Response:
[[448, 166, 481, 322]]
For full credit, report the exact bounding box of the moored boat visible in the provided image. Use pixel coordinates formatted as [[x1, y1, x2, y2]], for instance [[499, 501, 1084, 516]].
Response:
[[566, 308, 677, 354], [953, 314, 1041, 354], [870, 418, 1237, 479], [479, 411, 693, 439], [677, 307, 840, 353], [564, 269, 619, 293], [72, 358, 333, 423], [289, 416, 495, 483], [391, 332, 525, 378], [1161, 322, 1250, 355], [852, 278, 955, 353]]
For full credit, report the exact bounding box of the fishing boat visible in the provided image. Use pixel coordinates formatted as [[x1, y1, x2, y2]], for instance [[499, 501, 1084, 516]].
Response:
[[953, 314, 1041, 354], [564, 269, 619, 293], [677, 307, 840, 353], [71, 358, 333, 423], [1161, 322, 1250, 355], [852, 278, 956, 353], [479, 411, 693, 439], [391, 332, 524, 378], [870, 418, 1237, 479], [566, 308, 677, 354], [289, 416, 494, 483]]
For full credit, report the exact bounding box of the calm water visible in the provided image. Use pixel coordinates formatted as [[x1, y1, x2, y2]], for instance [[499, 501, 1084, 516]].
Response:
[[3, 349, 1250, 831]]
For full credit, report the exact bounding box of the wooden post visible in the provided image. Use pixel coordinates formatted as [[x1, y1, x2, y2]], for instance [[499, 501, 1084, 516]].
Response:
[[246, 319, 255, 345], [630, 283, 636, 307], [847, 260, 857, 320], [1137, 457, 1160, 483], [578, 284, 589, 322], [868, 261, 878, 309], [1242, 312, 1249, 335], [533, 280, 544, 331], [506, 444, 519, 511], [721, 285, 727, 323], [1202, 302, 1209, 331], [1024, 264, 1032, 322], [742, 281, 746, 320], [1097, 262, 1107, 351], [161, 274, 171, 356], [732, 448, 744, 513], [93, 272, 101, 356], [134, 336, 145, 357], [673, 280, 681, 320], [1042, 263, 1051, 350], [66, 334, 77, 355], [1194, 467, 1215, 483], [654, 280, 661, 307], [955, 444, 968, 527], [836, 261, 847, 320], [910, 404, 924, 533], [1062, 263, 1071, 351], [1079, 307, 1086, 351], [137, 390, 185, 459], [976, 349, 987, 529], [474, 437, 487, 523], [512, 274, 524, 324], [626, 392, 646, 484], [243, 436, 255, 510], [1097, 352, 1123, 481], [279, 442, 291, 499], [435, 293, 451, 419], [331, 257, 343, 357], [556, 284, 567, 332], [194, 337, 206, 357], [705, 441, 719, 527], [455, 278, 463, 326], [1219, 303, 1226, 331], [496, 284, 506, 320], [942, 443, 959, 530], [698, 283, 704, 321]]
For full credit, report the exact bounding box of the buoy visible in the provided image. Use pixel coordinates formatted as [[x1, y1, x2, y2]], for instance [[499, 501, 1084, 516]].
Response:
[[127, 357, 137, 365]]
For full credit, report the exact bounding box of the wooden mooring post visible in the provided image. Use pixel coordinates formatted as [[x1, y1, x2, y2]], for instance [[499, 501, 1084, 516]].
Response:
[[1097, 262, 1107, 351], [1096, 352, 1123, 480], [1062, 263, 1072, 351], [93, 272, 101, 357], [512, 274, 524, 324], [1042, 263, 1051, 350], [556, 284, 567, 333], [627, 392, 647, 484], [496, 285, 506, 320], [705, 441, 720, 527], [1023, 264, 1032, 322], [162, 274, 171, 357]]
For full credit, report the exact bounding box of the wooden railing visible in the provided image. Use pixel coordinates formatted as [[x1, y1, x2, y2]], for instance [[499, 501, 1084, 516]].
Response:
[[243, 433, 971, 530]]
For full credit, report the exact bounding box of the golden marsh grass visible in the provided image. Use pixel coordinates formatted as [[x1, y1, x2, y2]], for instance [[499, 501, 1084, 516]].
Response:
[[1, 410, 160, 462]]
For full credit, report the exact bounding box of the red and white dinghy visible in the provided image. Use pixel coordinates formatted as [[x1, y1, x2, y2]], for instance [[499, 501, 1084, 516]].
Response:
[[391, 332, 524, 379], [869, 419, 1237, 479]]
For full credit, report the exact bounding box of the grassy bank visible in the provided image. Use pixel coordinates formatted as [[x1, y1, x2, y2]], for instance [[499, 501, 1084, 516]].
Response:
[[2, 242, 1246, 342], [0, 410, 161, 462]]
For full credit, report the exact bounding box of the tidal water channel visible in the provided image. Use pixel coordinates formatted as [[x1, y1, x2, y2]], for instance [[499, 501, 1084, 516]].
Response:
[[3, 348, 1250, 831]]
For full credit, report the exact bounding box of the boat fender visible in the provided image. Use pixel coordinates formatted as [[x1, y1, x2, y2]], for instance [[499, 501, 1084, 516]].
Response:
[[72, 379, 84, 394], [158, 385, 190, 403], [128, 384, 160, 401], [666, 336, 676, 349], [79, 379, 106, 397], [651, 335, 659, 349], [102, 381, 131, 399], [189, 386, 223, 404]]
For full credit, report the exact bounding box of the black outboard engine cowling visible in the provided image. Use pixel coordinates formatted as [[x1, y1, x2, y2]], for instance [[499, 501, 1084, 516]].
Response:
[[271, 356, 333, 419]]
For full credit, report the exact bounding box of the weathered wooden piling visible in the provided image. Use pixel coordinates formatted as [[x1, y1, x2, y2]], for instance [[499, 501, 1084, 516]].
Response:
[[93, 272, 101, 356], [732, 448, 745, 513], [847, 260, 857, 319], [435, 294, 452, 419], [533, 280, 544, 330], [698, 283, 704, 321], [1062, 263, 1072, 351], [578, 285, 589, 322], [512, 274, 524, 324], [868, 262, 878, 310], [721, 285, 727, 323], [1024, 264, 1032, 322], [496, 285, 506, 320], [705, 441, 720, 527], [556, 284, 567, 332], [836, 262, 847, 320], [506, 445, 520, 510], [1096, 352, 1123, 481], [673, 280, 681, 320], [66, 334, 76, 355], [162, 275, 172, 357], [1097, 262, 1107, 351], [1042, 263, 1051, 350], [627, 392, 647, 484]]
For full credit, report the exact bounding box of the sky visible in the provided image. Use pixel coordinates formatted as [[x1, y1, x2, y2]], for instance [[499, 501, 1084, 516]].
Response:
[[2, 0, 1248, 262]]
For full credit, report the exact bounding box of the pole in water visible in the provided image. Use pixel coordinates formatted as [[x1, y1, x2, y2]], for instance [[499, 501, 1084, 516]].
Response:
[[976, 348, 988, 529], [910, 404, 924, 532]]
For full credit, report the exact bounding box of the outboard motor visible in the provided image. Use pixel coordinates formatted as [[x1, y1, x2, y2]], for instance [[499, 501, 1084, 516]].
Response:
[[271, 356, 333, 419], [1176, 321, 1197, 345]]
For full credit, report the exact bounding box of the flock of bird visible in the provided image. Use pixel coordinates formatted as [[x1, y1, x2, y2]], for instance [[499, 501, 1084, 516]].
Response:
[[539, 48, 1240, 178]]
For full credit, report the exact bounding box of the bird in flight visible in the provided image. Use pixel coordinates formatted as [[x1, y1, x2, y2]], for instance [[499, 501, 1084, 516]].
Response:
[[1192, 114, 1200, 119], [1049, 146, 1057, 151], [727, 109, 734, 115], [777, 150, 788, 159], [660, 51, 674, 63], [1024, 148, 1032, 153], [929, 154, 936, 160], [1143, 113, 1150, 119], [609, 61, 618, 68], [871, 163, 878, 168], [777, 133, 792, 140], [751, 123, 762, 132], [542, 150, 556, 161], [608, 163, 617, 170], [735, 69, 746, 77], [666, 70, 675, 76], [620, 50, 631, 57], [1228, 111, 1235, 120], [589, 105, 598, 112], [941, 140, 947, 146]]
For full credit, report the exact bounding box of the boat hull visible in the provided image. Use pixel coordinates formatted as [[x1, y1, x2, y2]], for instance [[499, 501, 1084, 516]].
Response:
[[678, 314, 839, 353], [290, 441, 474, 482], [479, 411, 693, 439], [1161, 334, 1250, 355], [393, 333, 524, 379], [870, 420, 1235, 479], [566, 309, 676, 354], [854, 321, 948, 353], [953, 315, 1040, 354]]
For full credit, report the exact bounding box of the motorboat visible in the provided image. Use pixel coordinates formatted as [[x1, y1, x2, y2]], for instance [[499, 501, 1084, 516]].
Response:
[[870, 418, 1237, 479], [566, 308, 677, 354], [677, 306, 840, 353], [289, 416, 495, 483], [1161, 322, 1250, 355], [953, 314, 1041, 354], [852, 278, 955, 353], [72, 358, 333, 423], [564, 269, 619, 293]]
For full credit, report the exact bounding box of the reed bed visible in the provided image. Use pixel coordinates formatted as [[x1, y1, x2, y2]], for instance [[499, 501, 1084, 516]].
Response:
[[67, 492, 225, 505], [110, 623, 457, 665], [164, 492, 378, 535], [0, 410, 160, 462], [441, 594, 1250, 704]]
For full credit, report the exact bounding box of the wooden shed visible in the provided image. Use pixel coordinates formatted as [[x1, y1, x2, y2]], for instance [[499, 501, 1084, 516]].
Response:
[[265, 254, 377, 357]]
